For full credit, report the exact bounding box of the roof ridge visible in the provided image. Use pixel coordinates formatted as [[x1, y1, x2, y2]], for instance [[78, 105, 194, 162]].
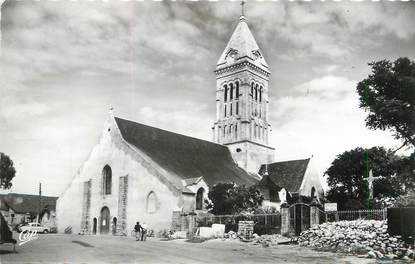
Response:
[[2, 193, 58, 199], [114, 116, 226, 149], [113, 116, 257, 187], [267, 158, 310, 165]]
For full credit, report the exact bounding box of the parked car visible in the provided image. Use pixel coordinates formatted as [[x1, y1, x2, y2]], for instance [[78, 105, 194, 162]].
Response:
[[19, 223, 50, 234], [14, 223, 28, 232]]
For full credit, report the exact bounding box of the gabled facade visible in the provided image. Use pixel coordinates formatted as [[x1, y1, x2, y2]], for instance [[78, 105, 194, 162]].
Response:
[[212, 15, 274, 174], [258, 158, 325, 210]]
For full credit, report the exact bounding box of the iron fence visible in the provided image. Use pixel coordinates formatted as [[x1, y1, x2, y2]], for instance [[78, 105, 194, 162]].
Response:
[[322, 209, 387, 222]]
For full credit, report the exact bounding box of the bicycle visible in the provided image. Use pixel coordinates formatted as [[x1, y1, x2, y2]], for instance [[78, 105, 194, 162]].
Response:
[[131, 229, 142, 240]]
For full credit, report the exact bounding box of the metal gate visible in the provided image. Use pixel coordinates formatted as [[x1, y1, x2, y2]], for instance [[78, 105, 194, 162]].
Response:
[[289, 203, 311, 236]]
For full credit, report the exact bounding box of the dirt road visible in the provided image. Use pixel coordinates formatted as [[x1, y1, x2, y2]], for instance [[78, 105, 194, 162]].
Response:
[[1, 233, 377, 264]]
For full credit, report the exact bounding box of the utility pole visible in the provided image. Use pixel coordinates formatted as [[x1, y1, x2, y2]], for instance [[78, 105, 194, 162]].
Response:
[[38, 182, 42, 223]]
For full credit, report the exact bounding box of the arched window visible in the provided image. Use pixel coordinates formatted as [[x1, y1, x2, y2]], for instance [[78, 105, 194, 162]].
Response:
[[251, 82, 254, 97], [102, 165, 112, 195], [265, 128, 268, 143], [224, 85, 228, 102], [235, 124, 238, 139], [223, 125, 227, 137], [260, 86, 263, 102], [196, 188, 205, 210], [146, 191, 158, 213], [224, 104, 227, 117], [255, 84, 258, 101], [236, 82, 239, 99], [311, 187, 316, 199], [230, 103, 233, 116], [230, 83, 234, 100], [236, 102, 239, 115]]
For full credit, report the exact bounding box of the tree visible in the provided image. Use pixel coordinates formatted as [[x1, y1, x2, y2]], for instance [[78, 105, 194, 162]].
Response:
[[393, 151, 415, 192], [356, 57, 415, 149], [325, 147, 404, 210], [0, 152, 16, 189], [206, 183, 264, 215]]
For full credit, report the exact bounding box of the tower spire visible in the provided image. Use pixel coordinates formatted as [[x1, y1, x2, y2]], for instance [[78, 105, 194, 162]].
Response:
[[240, 0, 246, 20]]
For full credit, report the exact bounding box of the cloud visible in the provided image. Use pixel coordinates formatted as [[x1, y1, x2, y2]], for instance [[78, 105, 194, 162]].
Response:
[[0, 99, 49, 119], [270, 75, 401, 179], [136, 102, 212, 141], [1, 1, 413, 196], [291, 75, 356, 100], [311, 64, 340, 74]]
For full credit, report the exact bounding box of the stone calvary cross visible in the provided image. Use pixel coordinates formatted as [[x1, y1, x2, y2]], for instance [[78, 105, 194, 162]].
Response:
[[365, 169, 375, 200]]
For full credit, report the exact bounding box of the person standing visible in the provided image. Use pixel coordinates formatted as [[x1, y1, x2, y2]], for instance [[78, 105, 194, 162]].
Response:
[[134, 221, 142, 241]]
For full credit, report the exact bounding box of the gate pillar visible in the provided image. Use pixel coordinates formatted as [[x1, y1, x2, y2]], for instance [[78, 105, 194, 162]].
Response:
[[310, 202, 319, 228], [187, 212, 197, 237], [280, 203, 290, 236]]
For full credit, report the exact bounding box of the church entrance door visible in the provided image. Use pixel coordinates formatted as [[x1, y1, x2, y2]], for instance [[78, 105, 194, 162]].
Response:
[[100, 207, 110, 234]]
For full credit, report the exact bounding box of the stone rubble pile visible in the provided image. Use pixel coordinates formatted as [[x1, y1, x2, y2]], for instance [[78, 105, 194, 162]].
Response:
[[222, 231, 285, 247], [252, 234, 284, 247], [223, 230, 238, 239], [298, 220, 414, 260]]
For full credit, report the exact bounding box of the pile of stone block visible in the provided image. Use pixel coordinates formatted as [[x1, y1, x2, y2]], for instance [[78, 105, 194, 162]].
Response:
[[252, 234, 284, 247], [298, 220, 414, 260], [223, 230, 238, 239], [196, 224, 226, 238]]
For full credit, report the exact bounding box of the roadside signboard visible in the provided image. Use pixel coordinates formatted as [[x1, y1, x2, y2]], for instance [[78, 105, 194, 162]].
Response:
[[324, 203, 338, 211]]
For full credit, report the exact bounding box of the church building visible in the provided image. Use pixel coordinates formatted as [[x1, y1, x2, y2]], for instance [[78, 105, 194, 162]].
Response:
[[57, 10, 324, 235]]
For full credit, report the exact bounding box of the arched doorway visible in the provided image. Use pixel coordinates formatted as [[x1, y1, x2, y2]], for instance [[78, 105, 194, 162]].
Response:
[[196, 188, 204, 210], [100, 207, 110, 234], [112, 217, 117, 235], [92, 217, 97, 235]]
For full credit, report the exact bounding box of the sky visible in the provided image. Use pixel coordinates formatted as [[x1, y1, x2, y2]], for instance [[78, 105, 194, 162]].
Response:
[[1, 1, 414, 196]]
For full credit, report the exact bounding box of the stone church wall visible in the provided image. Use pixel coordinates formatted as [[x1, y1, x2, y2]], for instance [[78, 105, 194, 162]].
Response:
[[226, 141, 274, 174], [117, 175, 128, 235], [57, 115, 188, 234], [80, 179, 92, 232], [298, 158, 324, 200]]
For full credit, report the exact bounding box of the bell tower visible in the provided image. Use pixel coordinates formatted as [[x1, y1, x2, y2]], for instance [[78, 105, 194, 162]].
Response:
[[212, 10, 275, 174]]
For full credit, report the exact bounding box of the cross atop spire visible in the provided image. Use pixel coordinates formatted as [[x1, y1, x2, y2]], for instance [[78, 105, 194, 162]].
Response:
[[240, 0, 246, 20]]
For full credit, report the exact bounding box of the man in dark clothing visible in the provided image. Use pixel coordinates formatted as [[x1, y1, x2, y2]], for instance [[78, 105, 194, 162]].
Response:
[[134, 222, 142, 241]]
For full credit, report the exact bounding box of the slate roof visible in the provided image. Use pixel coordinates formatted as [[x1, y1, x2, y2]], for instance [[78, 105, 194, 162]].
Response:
[[0, 193, 58, 214], [216, 17, 269, 70], [114, 117, 257, 188], [258, 159, 310, 193]]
